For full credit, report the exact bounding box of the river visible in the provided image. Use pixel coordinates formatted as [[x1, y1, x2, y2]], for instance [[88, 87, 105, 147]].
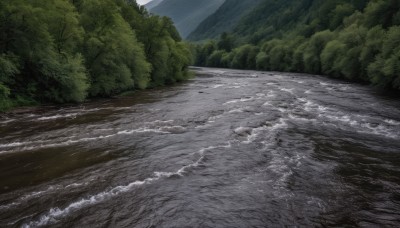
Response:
[[1, 67, 400, 227]]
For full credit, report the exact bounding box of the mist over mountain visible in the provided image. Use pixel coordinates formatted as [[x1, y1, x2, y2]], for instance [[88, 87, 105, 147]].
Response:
[[188, 0, 262, 41], [149, 0, 225, 38], [144, 0, 164, 10]]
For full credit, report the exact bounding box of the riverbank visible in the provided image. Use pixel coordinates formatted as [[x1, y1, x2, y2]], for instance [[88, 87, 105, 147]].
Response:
[[0, 70, 196, 116]]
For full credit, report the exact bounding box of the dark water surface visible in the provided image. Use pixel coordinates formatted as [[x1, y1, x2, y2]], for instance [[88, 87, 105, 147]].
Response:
[[1, 68, 400, 227]]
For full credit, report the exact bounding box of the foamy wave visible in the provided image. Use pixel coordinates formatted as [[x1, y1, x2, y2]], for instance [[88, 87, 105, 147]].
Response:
[[0, 128, 171, 154], [280, 88, 295, 94], [211, 84, 224, 89], [223, 100, 240, 105], [266, 91, 276, 98], [277, 108, 287, 113], [159, 126, 186, 134], [299, 100, 400, 139], [238, 119, 288, 144], [358, 123, 399, 139], [319, 112, 399, 139], [0, 202, 19, 211], [207, 114, 224, 123], [22, 178, 153, 228], [0, 140, 53, 149], [228, 109, 244, 114], [0, 118, 15, 124], [241, 97, 255, 102], [303, 100, 329, 113], [223, 97, 256, 105], [0, 181, 93, 212], [288, 114, 315, 123], [263, 101, 273, 106], [258, 121, 304, 195], [269, 118, 288, 131], [0, 120, 184, 153], [37, 113, 78, 121], [234, 127, 252, 136], [22, 144, 232, 227], [384, 119, 400, 126], [177, 143, 232, 174]]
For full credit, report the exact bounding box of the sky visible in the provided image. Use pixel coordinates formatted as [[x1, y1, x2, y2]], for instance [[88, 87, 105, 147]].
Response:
[[136, 0, 152, 5]]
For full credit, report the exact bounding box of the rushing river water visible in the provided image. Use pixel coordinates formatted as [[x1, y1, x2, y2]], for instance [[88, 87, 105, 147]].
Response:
[[0, 67, 400, 227]]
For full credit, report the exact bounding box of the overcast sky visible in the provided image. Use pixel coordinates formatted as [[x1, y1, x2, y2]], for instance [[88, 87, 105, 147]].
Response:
[[136, 0, 152, 5]]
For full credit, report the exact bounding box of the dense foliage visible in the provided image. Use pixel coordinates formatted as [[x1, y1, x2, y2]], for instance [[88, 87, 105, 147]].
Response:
[[194, 0, 400, 91], [0, 0, 192, 111]]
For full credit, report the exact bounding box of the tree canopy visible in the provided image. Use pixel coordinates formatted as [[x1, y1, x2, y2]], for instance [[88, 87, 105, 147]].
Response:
[[193, 0, 400, 91], [0, 0, 192, 111]]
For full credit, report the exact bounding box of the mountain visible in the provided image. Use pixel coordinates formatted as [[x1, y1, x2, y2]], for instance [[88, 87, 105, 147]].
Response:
[[144, 0, 164, 10], [187, 0, 262, 41], [149, 0, 225, 38]]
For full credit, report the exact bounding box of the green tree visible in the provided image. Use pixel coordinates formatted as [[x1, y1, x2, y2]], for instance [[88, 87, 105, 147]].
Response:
[[321, 40, 346, 77], [329, 3, 355, 29], [368, 26, 400, 89], [359, 26, 385, 78], [336, 24, 367, 80], [303, 30, 335, 74], [78, 0, 150, 96], [0, 0, 88, 103], [195, 41, 216, 66], [231, 45, 259, 69], [207, 50, 226, 67], [363, 0, 400, 28], [217, 32, 234, 52]]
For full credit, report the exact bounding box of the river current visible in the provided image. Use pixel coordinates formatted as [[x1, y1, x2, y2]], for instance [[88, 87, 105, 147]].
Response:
[[0, 67, 400, 227]]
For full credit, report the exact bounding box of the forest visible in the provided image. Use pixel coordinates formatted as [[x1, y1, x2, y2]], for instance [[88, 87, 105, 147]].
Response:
[[193, 0, 400, 91], [0, 0, 192, 111]]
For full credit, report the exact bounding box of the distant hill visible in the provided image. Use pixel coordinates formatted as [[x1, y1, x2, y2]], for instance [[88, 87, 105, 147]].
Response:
[[149, 0, 225, 38], [187, 0, 262, 41], [230, 0, 369, 43], [144, 0, 164, 10]]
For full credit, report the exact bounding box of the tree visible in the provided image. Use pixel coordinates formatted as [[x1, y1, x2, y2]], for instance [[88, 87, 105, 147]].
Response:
[[303, 30, 335, 74], [368, 26, 400, 89], [0, 0, 88, 103], [231, 45, 259, 69], [78, 0, 150, 96], [363, 0, 400, 28], [359, 26, 385, 79], [207, 50, 226, 67], [217, 32, 234, 52], [321, 40, 346, 77]]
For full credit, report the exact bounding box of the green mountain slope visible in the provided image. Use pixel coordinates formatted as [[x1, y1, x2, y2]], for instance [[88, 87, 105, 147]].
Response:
[[149, 0, 225, 38], [144, 0, 164, 10], [187, 0, 262, 41], [194, 0, 400, 91], [231, 0, 369, 43]]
